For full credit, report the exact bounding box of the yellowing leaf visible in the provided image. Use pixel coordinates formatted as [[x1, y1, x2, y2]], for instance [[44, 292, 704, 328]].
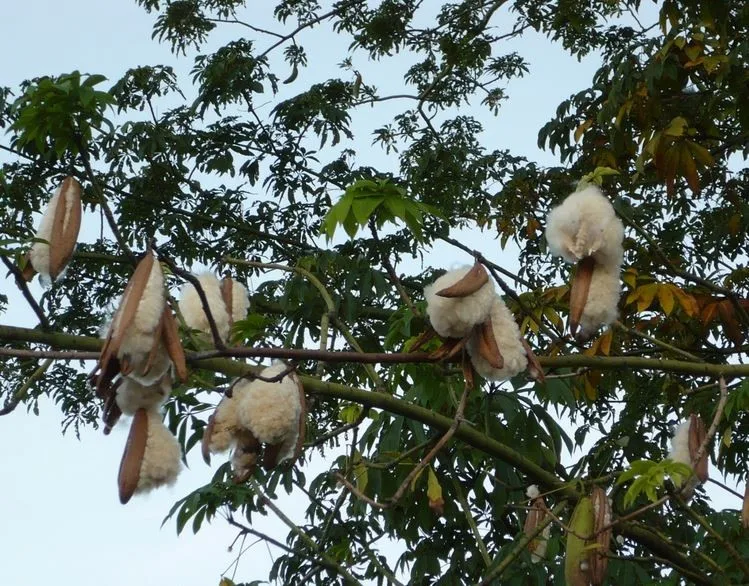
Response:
[[658, 285, 675, 315], [622, 268, 638, 289], [670, 286, 699, 317], [728, 213, 741, 236], [574, 119, 593, 143], [629, 283, 659, 312], [353, 451, 368, 494], [427, 466, 444, 514], [664, 116, 688, 137]]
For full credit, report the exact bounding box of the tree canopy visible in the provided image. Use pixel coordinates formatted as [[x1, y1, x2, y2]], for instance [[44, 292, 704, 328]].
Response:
[[2, 0, 749, 584]]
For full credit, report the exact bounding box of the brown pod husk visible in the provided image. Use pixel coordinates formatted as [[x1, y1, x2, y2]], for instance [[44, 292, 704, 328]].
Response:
[[99, 252, 156, 379], [569, 256, 596, 336], [263, 441, 285, 471], [436, 262, 489, 298], [521, 337, 545, 382], [48, 177, 82, 280], [20, 251, 37, 282], [590, 486, 612, 586], [102, 385, 123, 435], [161, 305, 188, 382], [476, 317, 504, 369], [523, 493, 548, 562], [742, 481, 749, 530], [141, 311, 167, 377], [118, 408, 149, 504], [293, 374, 307, 462], [688, 413, 709, 483], [233, 429, 260, 483]]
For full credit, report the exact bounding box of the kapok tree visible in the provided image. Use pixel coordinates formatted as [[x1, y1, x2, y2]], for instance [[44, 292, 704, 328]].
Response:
[[1, 0, 749, 584]]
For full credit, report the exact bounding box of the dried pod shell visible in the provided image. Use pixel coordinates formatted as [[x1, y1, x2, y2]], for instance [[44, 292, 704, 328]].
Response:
[[569, 256, 596, 337], [118, 408, 149, 504], [436, 261, 489, 298], [523, 491, 549, 563], [161, 305, 188, 383], [742, 481, 749, 530], [232, 429, 260, 483], [27, 176, 83, 282], [590, 487, 612, 585], [201, 412, 217, 465], [476, 318, 504, 369], [565, 496, 594, 586], [688, 413, 708, 483]]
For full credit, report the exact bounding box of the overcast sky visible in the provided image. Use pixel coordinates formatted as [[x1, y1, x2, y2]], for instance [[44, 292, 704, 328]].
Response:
[[0, 2, 675, 585]]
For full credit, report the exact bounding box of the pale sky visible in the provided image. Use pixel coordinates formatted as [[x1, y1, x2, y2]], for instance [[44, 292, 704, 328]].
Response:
[[0, 2, 681, 585]]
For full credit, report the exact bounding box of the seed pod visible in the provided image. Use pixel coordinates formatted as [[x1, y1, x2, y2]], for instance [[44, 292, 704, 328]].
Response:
[[523, 486, 550, 563], [476, 317, 504, 369], [590, 487, 612, 585], [569, 256, 596, 337], [742, 481, 749, 530], [118, 408, 149, 504], [232, 429, 260, 483], [688, 413, 708, 483], [161, 305, 188, 383], [565, 496, 594, 586], [26, 176, 83, 282]]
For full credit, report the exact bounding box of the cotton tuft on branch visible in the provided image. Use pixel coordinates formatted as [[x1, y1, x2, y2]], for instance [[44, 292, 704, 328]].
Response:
[[115, 376, 171, 415], [24, 176, 83, 284], [424, 263, 495, 338], [179, 274, 249, 343], [668, 414, 708, 498], [236, 362, 304, 469]]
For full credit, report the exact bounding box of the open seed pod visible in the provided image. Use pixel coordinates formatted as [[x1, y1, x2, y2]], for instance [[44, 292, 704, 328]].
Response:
[[97, 251, 166, 395], [590, 487, 612, 585], [424, 263, 495, 339], [466, 295, 527, 381], [565, 496, 594, 586], [24, 176, 83, 283], [523, 486, 550, 563], [118, 407, 181, 504], [179, 274, 249, 343], [236, 363, 305, 471], [688, 413, 708, 483], [569, 256, 596, 337]]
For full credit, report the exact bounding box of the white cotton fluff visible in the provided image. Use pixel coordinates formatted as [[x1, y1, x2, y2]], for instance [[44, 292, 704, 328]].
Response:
[[236, 363, 301, 464], [229, 279, 250, 325], [179, 274, 231, 342], [424, 267, 496, 338], [207, 392, 243, 454], [116, 377, 171, 415], [526, 485, 540, 500], [113, 257, 166, 367], [531, 523, 552, 564], [578, 262, 621, 337], [546, 185, 624, 267], [467, 295, 528, 380], [668, 421, 691, 467], [126, 343, 173, 386], [136, 409, 182, 494], [28, 181, 79, 281]]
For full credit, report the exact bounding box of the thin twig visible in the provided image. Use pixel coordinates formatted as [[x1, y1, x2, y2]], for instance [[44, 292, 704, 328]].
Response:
[[1, 256, 50, 329], [0, 358, 53, 416], [369, 222, 420, 317]]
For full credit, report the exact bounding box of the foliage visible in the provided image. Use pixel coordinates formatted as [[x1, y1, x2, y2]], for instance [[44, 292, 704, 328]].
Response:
[[2, 0, 749, 584]]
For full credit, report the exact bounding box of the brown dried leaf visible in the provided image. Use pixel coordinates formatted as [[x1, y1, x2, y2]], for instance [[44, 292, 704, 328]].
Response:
[[436, 262, 489, 298], [118, 408, 149, 504]]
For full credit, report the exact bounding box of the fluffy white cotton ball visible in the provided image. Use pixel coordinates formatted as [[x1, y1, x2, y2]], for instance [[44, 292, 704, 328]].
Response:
[[116, 377, 171, 415], [179, 274, 231, 341], [546, 185, 624, 267], [424, 267, 496, 338], [467, 295, 527, 380], [577, 262, 621, 337], [229, 279, 250, 325], [136, 409, 182, 494], [236, 363, 301, 464]]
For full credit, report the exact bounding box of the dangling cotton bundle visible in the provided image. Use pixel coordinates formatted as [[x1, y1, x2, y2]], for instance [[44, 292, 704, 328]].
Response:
[[24, 176, 83, 283], [523, 485, 551, 563], [201, 386, 248, 463], [236, 362, 304, 470], [118, 408, 182, 504], [466, 295, 527, 380], [179, 274, 249, 343], [545, 185, 624, 338], [668, 413, 708, 498], [424, 262, 495, 338]]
